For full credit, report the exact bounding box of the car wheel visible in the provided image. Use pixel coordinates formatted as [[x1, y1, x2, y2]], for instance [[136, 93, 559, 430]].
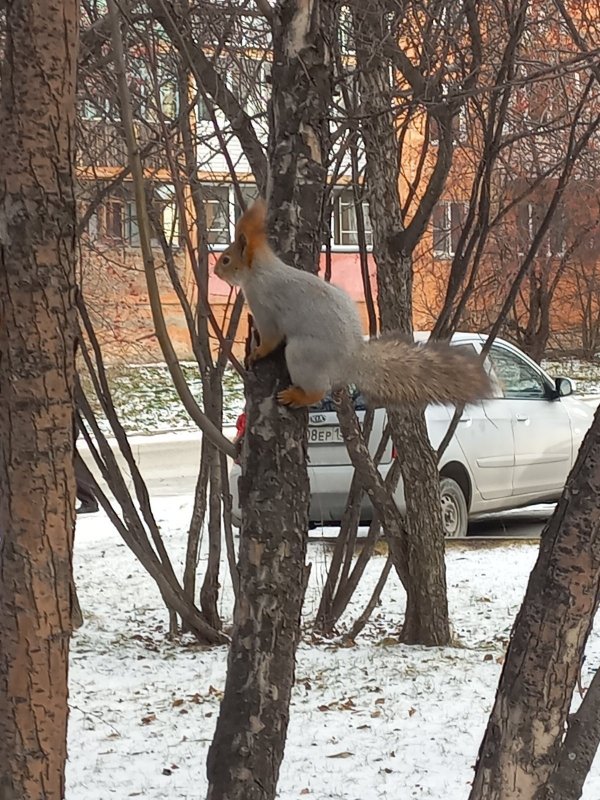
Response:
[[440, 477, 468, 538]]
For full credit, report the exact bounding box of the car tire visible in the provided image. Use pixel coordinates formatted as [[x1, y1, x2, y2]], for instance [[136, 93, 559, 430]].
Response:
[[440, 477, 468, 538]]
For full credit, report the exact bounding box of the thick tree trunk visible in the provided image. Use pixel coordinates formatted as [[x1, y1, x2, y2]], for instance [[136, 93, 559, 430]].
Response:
[[353, 1, 451, 645], [469, 407, 600, 800], [0, 0, 79, 796], [206, 2, 333, 798], [206, 359, 311, 800]]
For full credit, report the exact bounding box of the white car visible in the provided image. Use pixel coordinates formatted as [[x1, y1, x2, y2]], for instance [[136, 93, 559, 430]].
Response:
[[229, 334, 595, 537]]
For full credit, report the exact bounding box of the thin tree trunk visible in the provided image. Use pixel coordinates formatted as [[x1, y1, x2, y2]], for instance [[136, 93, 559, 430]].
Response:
[[389, 407, 449, 645], [205, 3, 334, 798], [343, 555, 393, 643], [0, 0, 79, 795], [200, 447, 222, 631], [183, 438, 211, 608], [469, 407, 600, 800], [353, 0, 451, 645]]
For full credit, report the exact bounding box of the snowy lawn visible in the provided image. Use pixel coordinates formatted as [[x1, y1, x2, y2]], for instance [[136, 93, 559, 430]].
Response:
[[67, 497, 600, 799], [78, 358, 600, 438]]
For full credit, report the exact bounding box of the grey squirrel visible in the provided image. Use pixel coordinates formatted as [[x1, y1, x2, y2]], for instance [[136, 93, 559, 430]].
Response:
[[214, 199, 490, 408]]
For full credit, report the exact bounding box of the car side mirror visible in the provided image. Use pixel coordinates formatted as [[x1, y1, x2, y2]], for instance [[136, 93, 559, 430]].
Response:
[[554, 376, 575, 397]]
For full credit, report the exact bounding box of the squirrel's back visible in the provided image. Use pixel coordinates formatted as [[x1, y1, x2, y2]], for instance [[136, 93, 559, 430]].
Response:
[[242, 249, 364, 381], [214, 199, 491, 409]]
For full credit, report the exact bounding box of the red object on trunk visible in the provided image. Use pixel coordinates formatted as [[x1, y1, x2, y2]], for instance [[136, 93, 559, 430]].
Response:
[[235, 412, 247, 441]]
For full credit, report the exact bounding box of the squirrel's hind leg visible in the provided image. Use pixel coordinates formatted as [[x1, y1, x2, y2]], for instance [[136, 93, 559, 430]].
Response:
[[283, 337, 330, 405], [277, 386, 325, 408]]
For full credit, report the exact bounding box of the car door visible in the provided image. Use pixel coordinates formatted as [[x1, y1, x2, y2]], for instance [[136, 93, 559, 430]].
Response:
[[486, 343, 572, 497], [449, 341, 515, 500]]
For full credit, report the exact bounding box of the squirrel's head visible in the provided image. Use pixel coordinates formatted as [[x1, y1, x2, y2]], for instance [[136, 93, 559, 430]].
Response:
[[214, 198, 267, 286]]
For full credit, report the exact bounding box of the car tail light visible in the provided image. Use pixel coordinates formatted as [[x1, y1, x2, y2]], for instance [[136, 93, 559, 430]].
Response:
[[392, 445, 397, 459], [233, 412, 247, 465], [235, 412, 247, 440]]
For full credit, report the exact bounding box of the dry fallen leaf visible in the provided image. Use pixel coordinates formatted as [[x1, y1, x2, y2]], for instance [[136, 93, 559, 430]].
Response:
[[327, 751, 354, 759], [141, 713, 156, 725]]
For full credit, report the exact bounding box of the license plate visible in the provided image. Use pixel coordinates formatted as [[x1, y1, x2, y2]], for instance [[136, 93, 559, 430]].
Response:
[[308, 426, 344, 444]]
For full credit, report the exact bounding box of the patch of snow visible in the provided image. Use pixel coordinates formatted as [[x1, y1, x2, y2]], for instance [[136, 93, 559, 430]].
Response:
[[544, 358, 600, 396], [67, 498, 600, 799]]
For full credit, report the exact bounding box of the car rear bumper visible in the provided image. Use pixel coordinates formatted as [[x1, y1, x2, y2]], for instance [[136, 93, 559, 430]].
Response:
[[228, 462, 405, 528]]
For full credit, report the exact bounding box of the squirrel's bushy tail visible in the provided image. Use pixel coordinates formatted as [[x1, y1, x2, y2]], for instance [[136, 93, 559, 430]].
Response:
[[352, 335, 491, 408]]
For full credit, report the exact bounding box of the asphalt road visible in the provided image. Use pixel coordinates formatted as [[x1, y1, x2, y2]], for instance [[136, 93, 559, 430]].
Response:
[[467, 504, 553, 538], [79, 429, 556, 539]]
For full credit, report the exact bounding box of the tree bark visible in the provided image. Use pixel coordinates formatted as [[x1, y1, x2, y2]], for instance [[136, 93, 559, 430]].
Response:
[[0, 0, 79, 796], [205, 356, 311, 800], [200, 446, 223, 631], [205, 2, 334, 798], [389, 407, 449, 645], [469, 406, 600, 800], [540, 665, 600, 800]]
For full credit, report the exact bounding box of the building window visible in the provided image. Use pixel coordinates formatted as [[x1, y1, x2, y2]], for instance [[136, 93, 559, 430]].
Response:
[[204, 185, 232, 246], [230, 57, 271, 117], [104, 200, 124, 240], [123, 202, 140, 246], [100, 199, 139, 246], [92, 183, 180, 249], [155, 185, 181, 247], [333, 189, 373, 248], [428, 110, 467, 146], [432, 201, 467, 258], [516, 202, 566, 257], [234, 184, 260, 221], [199, 183, 373, 252], [199, 183, 259, 248]]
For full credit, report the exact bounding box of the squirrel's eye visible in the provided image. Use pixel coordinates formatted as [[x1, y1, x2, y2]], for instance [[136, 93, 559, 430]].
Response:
[[221, 255, 231, 266]]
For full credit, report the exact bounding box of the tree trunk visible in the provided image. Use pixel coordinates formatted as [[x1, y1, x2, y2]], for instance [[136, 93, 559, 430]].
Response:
[[0, 0, 79, 795], [205, 359, 311, 800], [469, 406, 600, 800], [353, 0, 451, 645], [541, 665, 600, 800], [205, 2, 334, 798], [200, 446, 222, 631], [389, 407, 449, 645], [183, 437, 211, 609]]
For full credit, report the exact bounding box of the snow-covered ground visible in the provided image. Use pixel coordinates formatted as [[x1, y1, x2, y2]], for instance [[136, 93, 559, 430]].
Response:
[[67, 497, 600, 799], [544, 357, 600, 395]]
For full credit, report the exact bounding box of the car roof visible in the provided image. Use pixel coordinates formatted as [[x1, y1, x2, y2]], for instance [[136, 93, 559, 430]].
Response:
[[414, 331, 486, 344], [362, 332, 507, 345]]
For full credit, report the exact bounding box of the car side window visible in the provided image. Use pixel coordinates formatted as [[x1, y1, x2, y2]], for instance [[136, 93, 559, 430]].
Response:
[[486, 347, 548, 400]]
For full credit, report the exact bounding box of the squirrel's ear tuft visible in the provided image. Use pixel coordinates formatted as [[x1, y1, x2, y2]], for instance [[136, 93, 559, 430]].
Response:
[[235, 198, 267, 266]]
